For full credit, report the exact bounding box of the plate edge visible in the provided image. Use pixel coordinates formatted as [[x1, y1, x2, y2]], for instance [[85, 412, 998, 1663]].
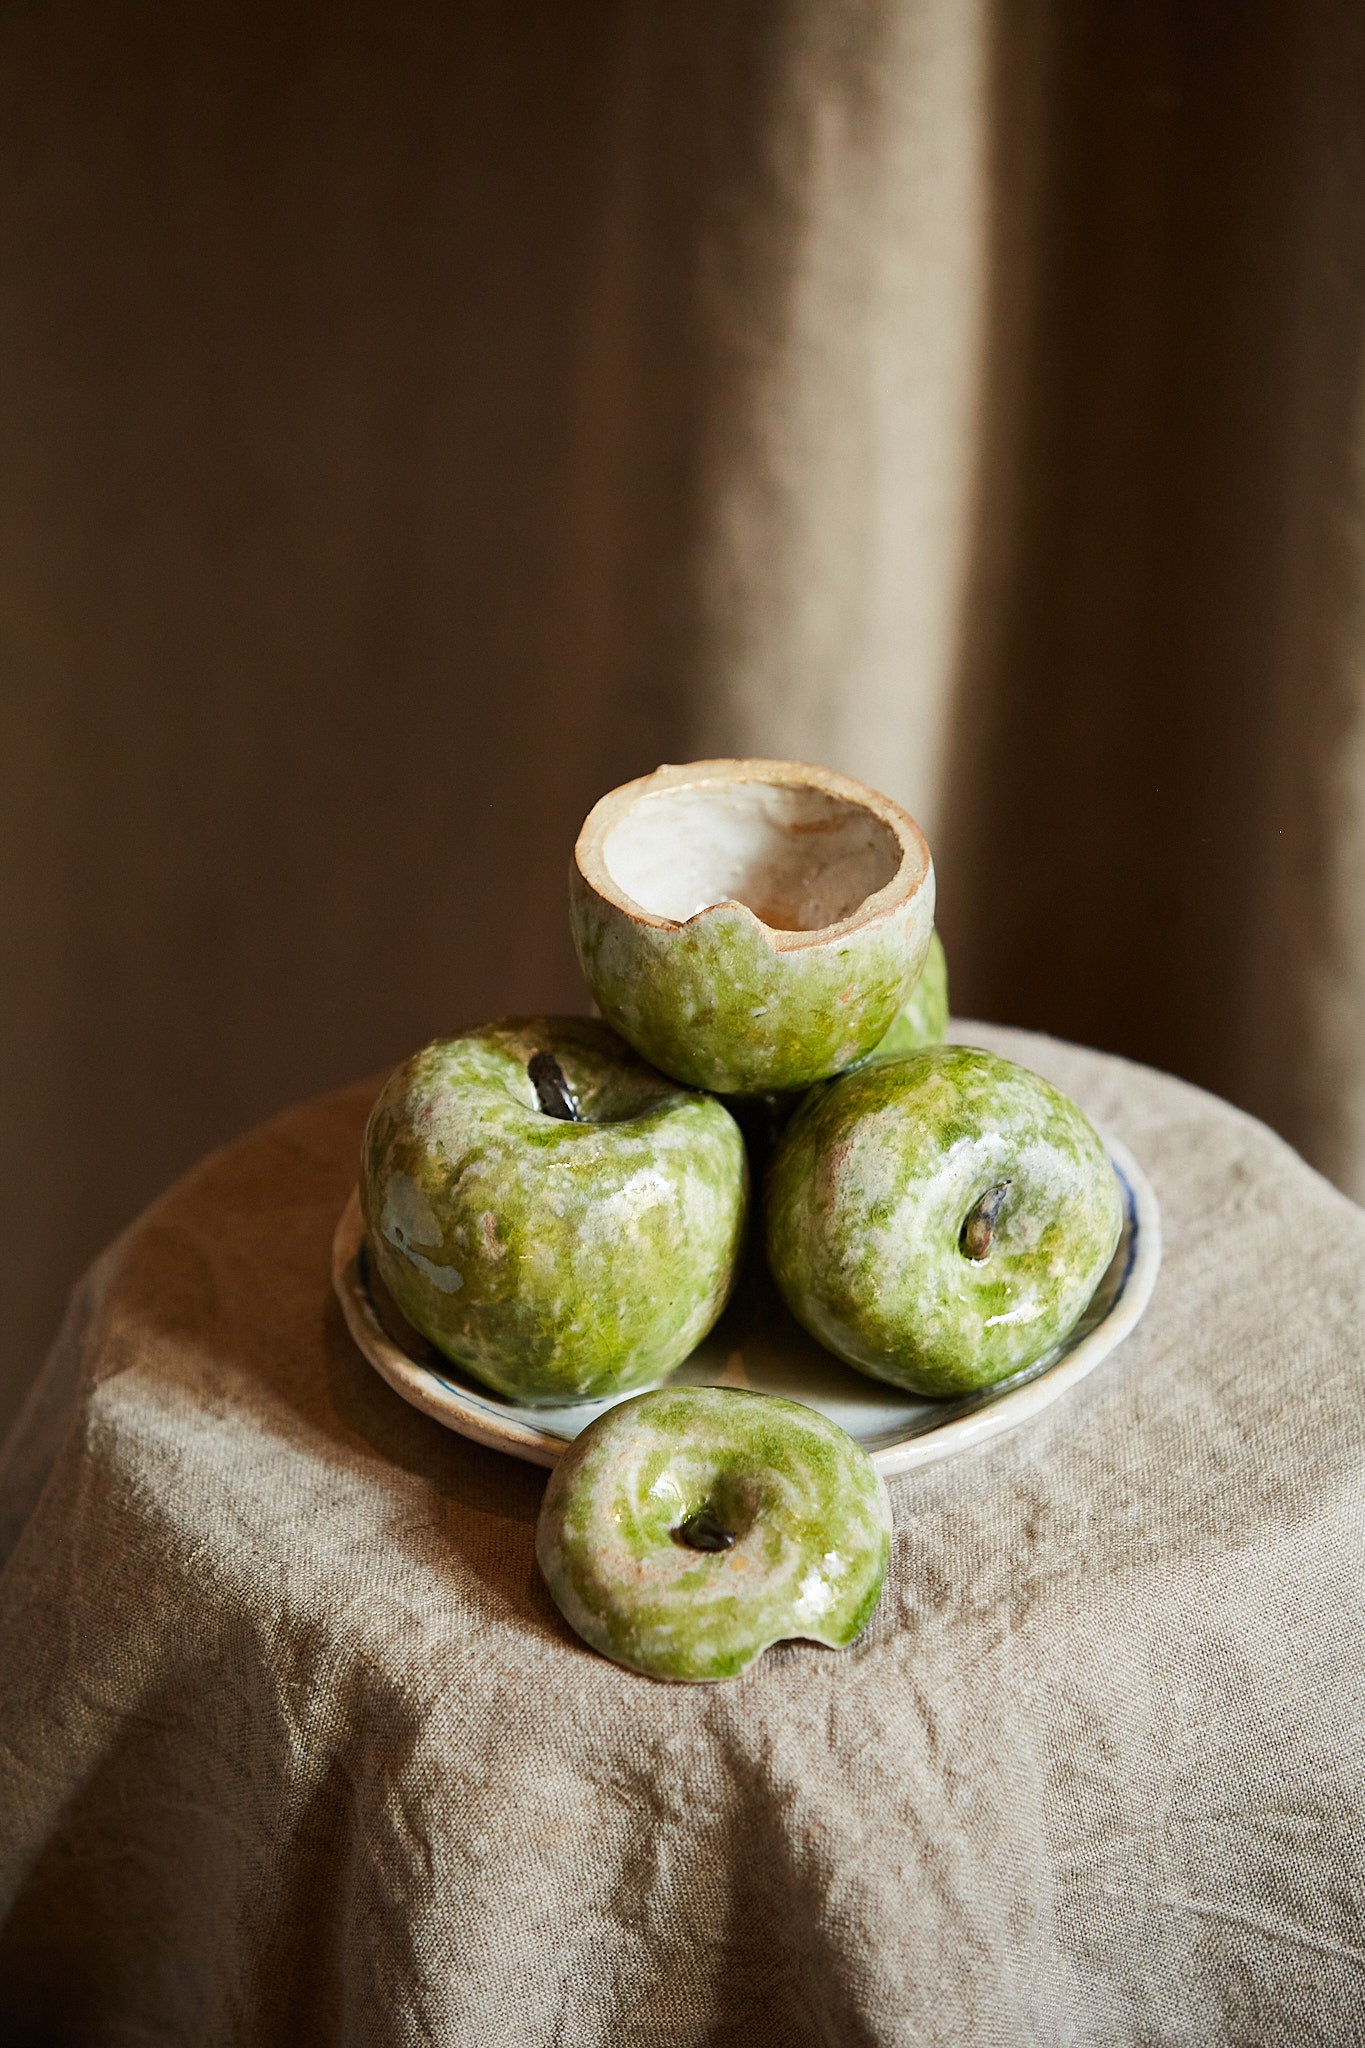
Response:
[[331, 1130, 1162, 1477]]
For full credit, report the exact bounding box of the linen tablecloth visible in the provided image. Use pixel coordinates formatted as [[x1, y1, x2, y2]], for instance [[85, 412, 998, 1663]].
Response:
[[2, 1024, 1364, 2046]]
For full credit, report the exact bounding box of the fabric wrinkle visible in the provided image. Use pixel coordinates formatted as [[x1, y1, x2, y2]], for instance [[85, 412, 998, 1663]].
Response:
[[2, 1031, 1364, 2044]]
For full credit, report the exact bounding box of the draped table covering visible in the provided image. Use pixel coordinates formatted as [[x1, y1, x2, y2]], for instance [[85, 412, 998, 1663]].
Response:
[[2, 1023, 1364, 2046]]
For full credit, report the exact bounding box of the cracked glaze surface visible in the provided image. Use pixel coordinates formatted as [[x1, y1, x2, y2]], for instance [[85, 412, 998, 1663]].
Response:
[[361, 1018, 748, 1404], [570, 892, 931, 1095], [766, 1046, 1123, 1398], [861, 926, 949, 1063], [536, 1386, 891, 1681]]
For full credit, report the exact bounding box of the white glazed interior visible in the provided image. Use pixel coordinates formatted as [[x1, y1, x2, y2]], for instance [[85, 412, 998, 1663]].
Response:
[[601, 781, 903, 931]]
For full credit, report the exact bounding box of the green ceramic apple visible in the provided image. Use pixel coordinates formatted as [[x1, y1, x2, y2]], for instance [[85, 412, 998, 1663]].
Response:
[[361, 1017, 748, 1404], [570, 758, 935, 1096], [862, 926, 949, 1061], [536, 1386, 892, 1681], [766, 1046, 1122, 1398]]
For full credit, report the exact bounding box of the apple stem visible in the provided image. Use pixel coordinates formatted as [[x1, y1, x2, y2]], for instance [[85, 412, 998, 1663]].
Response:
[[678, 1511, 736, 1552], [960, 1180, 1011, 1261], [528, 1051, 581, 1121]]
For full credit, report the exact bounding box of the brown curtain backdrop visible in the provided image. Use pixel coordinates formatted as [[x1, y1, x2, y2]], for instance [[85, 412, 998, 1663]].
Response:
[[3, 0, 1363, 1435]]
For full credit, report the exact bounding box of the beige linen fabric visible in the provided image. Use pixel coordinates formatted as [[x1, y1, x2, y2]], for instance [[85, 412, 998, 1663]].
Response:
[[3, 1025, 1364, 2045]]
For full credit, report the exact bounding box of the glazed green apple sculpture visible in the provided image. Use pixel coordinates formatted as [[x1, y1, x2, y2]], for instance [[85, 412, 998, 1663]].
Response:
[[361, 1016, 747, 1404], [863, 926, 949, 1061], [536, 1386, 892, 1681], [766, 1045, 1122, 1398], [570, 758, 935, 1096]]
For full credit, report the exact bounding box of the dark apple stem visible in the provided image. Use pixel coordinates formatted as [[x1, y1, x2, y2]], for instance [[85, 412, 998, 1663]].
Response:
[[678, 1511, 735, 1552], [960, 1180, 1011, 1261], [528, 1051, 581, 1122]]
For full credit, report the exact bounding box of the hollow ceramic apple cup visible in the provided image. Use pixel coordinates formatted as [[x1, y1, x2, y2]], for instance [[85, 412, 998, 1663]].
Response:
[[570, 759, 936, 1096], [361, 1017, 748, 1404]]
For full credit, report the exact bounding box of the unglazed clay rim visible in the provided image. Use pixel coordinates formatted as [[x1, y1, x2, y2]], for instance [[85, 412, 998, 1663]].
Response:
[[573, 757, 932, 954], [332, 1132, 1161, 1480]]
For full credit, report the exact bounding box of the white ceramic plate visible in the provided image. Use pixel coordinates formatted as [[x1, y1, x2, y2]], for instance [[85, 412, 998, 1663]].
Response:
[[331, 1134, 1160, 1477]]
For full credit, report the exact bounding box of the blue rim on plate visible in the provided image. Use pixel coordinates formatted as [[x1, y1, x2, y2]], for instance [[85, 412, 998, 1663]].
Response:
[[331, 1134, 1160, 1477]]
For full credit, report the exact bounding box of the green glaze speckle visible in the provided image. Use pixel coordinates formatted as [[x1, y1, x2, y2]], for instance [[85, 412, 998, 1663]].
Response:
[[361, 1017, 748, 1404], [569, 887, 934, 1097], [766, 1046, 1123, 1397], [862, 927, 949, 1062], [536, 1386, 891, 1681]]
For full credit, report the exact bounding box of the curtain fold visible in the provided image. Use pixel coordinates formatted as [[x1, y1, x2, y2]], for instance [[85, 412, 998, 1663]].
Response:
[[562, 0, 984, 831], [942, 0, 1365, 1200]]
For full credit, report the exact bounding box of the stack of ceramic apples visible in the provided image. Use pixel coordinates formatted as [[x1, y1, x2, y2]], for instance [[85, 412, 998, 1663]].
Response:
[[361, 760, 1122, 1681]]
